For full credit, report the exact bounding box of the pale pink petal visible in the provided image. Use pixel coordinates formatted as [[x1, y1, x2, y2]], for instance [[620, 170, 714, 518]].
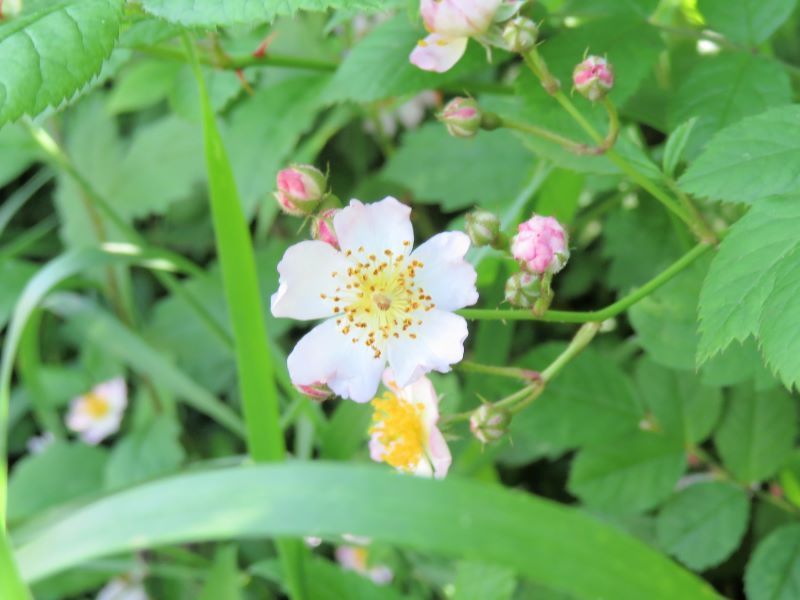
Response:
[[333, 197, 414, 257], [387, 310, 469, 387], [93, 377, 127, 412], [411, 232, 478, 311], [79, 415, 123, 446], [368, 432, 386, 463], [410, 34, 468, 73], [271, 241, 350, 320], [287, 319, 385, 403], [427, 427, 452, 478], [421, 0, 503, 37]]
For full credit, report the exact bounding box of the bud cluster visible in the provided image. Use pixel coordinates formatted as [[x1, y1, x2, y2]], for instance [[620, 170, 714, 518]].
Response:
[[274, 164, 342, 249]]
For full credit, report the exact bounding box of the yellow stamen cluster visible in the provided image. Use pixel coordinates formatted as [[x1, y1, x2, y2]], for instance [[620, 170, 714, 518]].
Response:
[[82, 392, 110, 418], [370, 391, 426, 472], [320, 243, 435, 359]]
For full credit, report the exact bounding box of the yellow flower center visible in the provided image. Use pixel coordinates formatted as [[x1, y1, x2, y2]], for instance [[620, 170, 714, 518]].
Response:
[[370, 391, 427, 472], [320, 243, 436, 359], [83, 392, 110, 418]]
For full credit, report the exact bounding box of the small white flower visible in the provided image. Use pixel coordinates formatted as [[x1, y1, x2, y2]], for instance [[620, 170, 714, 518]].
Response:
[[335, 545, 394, 585], [26, 431, 55, 455], [66, 377, 127, 445], [271, 197, 478, 403], [369, 369, 451, 478], [96, 576, 148, 600], [365, 91, 440, 138]]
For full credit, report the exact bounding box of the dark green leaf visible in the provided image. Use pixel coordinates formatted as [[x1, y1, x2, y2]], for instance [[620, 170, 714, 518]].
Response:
[[746, 523, 800, 600]]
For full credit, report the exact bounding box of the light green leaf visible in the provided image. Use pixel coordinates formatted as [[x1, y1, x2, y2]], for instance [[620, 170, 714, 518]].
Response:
[[199, 545, 242, 600], [679, 105, 800, 204], [568, 431, 686, 514], [0, 260, 37, 329], [14, 463, 720, 600], [0, 125, 43, 187], [227, 75, 330, 215], [696, 196, 800, 381], [104, 416, 186, 490], [698, 0, 797, 45], [454, 561, 516, 600], [662, 117, 697, 177], [140, 0, 385, 26], [714, 386, 796, 484], [508, 345, 644, 456], [8, 441, 107, 524], [325, 15, 491, 103], [656, 481, 749, 571], [745, 523, 800, 600], [107, 59, 181, 114], [668, 54, 790, 159], [636, 359, 722, 445], [563, 0, 658, 16], [0, 0, 124, 124], [381, 123, 533, 210]]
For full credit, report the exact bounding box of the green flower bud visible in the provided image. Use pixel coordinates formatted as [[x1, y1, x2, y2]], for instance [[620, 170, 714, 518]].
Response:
[[504, 272, 541, 308], [470, 404, 512, 444], [502, 16, 538, 53], [465, 209, 501, 248]]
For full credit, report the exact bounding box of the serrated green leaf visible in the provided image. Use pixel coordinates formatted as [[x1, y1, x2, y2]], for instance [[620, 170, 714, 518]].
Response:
[[745, 523, 800, 600], [656, 481, 749, 571], [668, 54, 790, 159], [106, 59, 181, 115], [679, 106, 800, 204], [14, 463, 721, 600], [0, 0, 124, 124], [507, 345, 644, 458], [104, 416, 185, 490], [381, 123, 533, 210], [325, 15, 490, 103], [696, 195, 800, 375], [568, 431, 686, 514], [8, 441, 107, 524], [698, 0, 797, 45], [636, 359, 722, 445], [140, 0, 385, 26], [714, 386, 796, 484]]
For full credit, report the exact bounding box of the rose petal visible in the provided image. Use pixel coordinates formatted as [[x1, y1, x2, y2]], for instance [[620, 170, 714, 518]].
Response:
[[411, 231, 478, 311], [333, 197, 414, 257], [287, 319, 385, 403], [271, 241, 350, 320], [409, 34, 468, 73], [93, 377, 127, 412], [387, 309, 469, 387]]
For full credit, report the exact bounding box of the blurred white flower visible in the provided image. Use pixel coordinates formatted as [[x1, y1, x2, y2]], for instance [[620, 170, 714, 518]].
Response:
[[96, 576, 148, 600], [365, 91, 440, 138], [335, 545, 394, 585], [66, 377, 127, 445], [26, 431, 54, 455]]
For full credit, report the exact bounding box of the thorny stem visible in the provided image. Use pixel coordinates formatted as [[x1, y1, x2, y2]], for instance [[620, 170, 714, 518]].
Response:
[[459, 240, 712, 323]]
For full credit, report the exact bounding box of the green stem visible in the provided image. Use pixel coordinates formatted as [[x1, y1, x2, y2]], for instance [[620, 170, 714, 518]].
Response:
[[184, 34, 306, 600], [459, 240, 712, 322], [139, 44, 338, 72], [498, 116, 607, 155], [457, 361, 538, 381]]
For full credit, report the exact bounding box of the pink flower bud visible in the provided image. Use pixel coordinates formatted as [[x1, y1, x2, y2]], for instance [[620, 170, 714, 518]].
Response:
[[311, 208, 340, 249], [572, 56, 614, 102], [295, 381, 333, 401], [274, 164, 327, 216], [511, 215, 569, 275], [438, 97, 482, 138], [420, 0, 503, 38]]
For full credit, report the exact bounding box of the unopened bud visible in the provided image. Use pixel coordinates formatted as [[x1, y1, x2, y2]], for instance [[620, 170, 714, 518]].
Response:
[[502, 16, 538, 52], [465, 209, 501, 247], [295, 381, 333, 401], [511, 214, 570, 275], [573, 56, 614, 102], [274, 164, 327, 216], [438, 97, 482, 138], [504, 271, 541, 308], [312, 208, 340, 249], [469, 404, 511, 444]]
